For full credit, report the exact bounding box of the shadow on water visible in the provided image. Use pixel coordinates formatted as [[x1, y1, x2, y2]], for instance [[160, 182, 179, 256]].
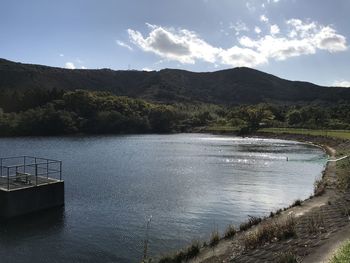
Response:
[[0, 207, 66, 243], [0, 207, 134, 263]]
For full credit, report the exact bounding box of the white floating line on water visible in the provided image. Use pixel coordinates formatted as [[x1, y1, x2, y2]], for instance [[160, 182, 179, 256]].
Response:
[[327, 155, 349, 162]]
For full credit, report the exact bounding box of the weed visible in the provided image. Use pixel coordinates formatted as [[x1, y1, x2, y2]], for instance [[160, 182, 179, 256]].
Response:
[[314, 179, 326, 196], [292, 199, 302, 207], [330, 239, 350, 263], [306, 212, 326, 233], [243, 216, 296, 249], [274, 251, 299, 263], [224, 224, 236, 239], [239, 216, 262, 231], [209, 230, 220, 247], [341, 203, 350, 217], [158, 241, 200, 263]]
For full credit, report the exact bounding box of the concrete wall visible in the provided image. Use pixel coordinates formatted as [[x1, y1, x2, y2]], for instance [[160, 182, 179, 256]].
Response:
[[0, 182, 64, 219]]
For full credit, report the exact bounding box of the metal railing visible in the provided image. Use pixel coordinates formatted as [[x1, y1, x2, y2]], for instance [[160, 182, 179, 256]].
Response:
[[0, 156, 62, 191]]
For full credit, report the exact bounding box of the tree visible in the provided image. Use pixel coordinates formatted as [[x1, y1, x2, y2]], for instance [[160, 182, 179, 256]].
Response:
[[240, 105, 274, 132]]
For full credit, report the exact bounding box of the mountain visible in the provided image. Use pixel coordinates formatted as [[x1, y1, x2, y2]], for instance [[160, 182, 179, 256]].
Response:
[[1, 58, 349, 105]]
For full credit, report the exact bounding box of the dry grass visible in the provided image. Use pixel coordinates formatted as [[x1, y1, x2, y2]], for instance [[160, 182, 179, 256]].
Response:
[[341, 202, 350, 217], [239, 216, 262, 231], [224, 224, 236, 239], [274, 251, 299, 263], [209, 230, 220, 247], [306, 212, 326, 234], [314, 178, 326, 196], [243, 216, 296, 249]]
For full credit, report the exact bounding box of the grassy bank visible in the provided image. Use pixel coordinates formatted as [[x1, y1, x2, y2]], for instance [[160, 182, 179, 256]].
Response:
[[203, 125, 350, 140], [330, 240, 350, 263], [260, 128, 350, 140]]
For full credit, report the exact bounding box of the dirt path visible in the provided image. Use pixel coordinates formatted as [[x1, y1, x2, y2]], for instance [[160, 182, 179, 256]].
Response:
[[188, 140, 350, 263], [302, 224, 350, 263]]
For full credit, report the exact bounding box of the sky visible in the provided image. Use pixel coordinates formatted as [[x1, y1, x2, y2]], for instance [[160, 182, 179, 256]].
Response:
[[1, 0, 349, 87]]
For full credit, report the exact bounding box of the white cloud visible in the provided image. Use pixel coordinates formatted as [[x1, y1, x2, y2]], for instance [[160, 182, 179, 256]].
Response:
[[116, 40, 133, 51], [128, 25, 219, 64], [59, 54, 64, 57], [270, 24, 280, 35], [219, 46, 267, 67], [246, 2, 256, 12], [254, 26, 262, 34], [142, 67, 154, 71], [65, 62, 75, 69], [127, 20, 347, 68], [229, 21, 249, 35], [333, 80, 350, 87], [314, 26, 347, 52], [260, 15, 269, 23], [81, 66, 86, 69]]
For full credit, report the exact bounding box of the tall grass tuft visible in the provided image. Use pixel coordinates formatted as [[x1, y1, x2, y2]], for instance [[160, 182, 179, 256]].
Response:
[[292, 199, 302, 207], [274, 251, 299, 263], [224, 224, 236, 239], [244, 216, 296, 249], [158, 241, 200, 263], [307, 212, 325, 233], [209, 230, 220, 247], [239, 216, 262, 231], [314, 178, 326, 196]]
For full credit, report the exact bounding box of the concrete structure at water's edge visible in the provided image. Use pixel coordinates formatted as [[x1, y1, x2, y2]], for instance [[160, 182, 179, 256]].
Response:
[[0, 156, 64, 219]]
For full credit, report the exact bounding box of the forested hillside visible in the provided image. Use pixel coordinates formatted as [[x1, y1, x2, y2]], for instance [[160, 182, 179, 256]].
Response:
[[1, 58, 350, 105]]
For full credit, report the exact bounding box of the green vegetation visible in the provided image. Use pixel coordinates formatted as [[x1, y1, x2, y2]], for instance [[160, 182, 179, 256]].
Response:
[[260, 128, 350, 140], [329, 240, 350, 263], [158, 241, 200, 263], [0, 88, 350, 136], [3, 58, 350, 106], [0, 89, 226, 136], [337, 157, 350, 190]]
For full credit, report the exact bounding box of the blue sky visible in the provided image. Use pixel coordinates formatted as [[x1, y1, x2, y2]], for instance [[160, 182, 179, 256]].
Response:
[[1, 0, 349, 86]]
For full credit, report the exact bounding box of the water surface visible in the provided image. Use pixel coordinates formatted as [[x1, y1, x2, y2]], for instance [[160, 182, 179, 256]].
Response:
[[0, 134, 326, 262]]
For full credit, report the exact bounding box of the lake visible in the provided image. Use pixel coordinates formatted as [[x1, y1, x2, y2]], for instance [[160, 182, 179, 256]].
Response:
[[0, 134, 326, 262]]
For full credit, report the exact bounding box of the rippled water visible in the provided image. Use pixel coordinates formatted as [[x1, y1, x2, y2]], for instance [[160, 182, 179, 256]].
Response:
[[0, 134, 326, 262]]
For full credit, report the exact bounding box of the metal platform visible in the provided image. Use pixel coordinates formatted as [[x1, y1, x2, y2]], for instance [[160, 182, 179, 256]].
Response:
[[0, 156, 62, 191], [0, 156, 64, 219]]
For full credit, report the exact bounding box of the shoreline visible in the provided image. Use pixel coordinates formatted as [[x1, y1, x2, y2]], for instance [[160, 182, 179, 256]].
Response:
[[157, 131, 349, 263]]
